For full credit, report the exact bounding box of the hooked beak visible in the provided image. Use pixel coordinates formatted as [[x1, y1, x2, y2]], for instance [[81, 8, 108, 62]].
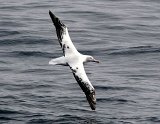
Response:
[[93, 59, 100, 63]]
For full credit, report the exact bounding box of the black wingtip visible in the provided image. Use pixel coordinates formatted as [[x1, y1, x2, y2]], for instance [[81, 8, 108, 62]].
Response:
[[49, 10, 65, 28], [49, 10, 57, 24], [86, 91, 96, 110], [49, 10, 54, 17], [49, 10, 52, 17]]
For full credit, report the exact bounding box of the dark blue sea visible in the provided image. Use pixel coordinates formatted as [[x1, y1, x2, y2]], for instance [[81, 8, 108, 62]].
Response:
[[0, 0, 160, 124]]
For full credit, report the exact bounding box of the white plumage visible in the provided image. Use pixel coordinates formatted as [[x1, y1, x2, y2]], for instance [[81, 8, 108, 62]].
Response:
[[49, 10, 99, 110]]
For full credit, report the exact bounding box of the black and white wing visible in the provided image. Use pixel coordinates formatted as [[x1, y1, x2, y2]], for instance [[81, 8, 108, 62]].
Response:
[[69, 62, 96, 110], [49, 10, 79, 56]]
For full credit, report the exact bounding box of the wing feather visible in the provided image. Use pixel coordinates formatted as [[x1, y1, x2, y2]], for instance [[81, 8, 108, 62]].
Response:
[[49, 10, 78, 56], [69, 63, 96, 110]]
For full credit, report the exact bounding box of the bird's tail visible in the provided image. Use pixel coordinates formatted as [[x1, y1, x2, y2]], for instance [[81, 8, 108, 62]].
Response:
[[85, 90, 96, 110]]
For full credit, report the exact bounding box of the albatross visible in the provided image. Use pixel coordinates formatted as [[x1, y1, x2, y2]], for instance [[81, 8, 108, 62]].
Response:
[[48, 10, 99, 110]]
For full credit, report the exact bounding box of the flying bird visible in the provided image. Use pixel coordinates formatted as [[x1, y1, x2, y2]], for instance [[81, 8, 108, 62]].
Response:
[[48, 10, 99, 110]]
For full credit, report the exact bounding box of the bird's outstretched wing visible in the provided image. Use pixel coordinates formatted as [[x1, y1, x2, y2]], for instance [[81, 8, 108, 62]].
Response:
[[69, 62, 96, 110], [49, 10, 79, 56]]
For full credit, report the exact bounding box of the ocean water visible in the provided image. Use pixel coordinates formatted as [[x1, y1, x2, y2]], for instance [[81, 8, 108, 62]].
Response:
[[0, 0, 160, 123]]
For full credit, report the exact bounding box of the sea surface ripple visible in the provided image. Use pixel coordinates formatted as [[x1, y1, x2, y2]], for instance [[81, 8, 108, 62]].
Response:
[[0, 0, 160, 124]]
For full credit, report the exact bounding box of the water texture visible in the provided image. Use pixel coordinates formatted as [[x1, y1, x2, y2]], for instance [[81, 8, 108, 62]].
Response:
[[0, 0, 160, 124]]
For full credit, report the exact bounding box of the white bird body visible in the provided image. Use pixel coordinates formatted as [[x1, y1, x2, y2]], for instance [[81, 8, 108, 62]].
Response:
[[49, 10, 99, 110]]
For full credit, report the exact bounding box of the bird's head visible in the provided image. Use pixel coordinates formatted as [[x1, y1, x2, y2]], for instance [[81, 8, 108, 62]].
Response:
[[85, 55, 100, 63]]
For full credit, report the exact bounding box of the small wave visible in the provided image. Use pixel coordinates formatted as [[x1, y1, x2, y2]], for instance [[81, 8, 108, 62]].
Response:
[[27, 118, 53, 124], [95, 85, 132, 91], [0, 21, 24, 27], [146, 117, 160, 122], [2, 51, 53, 58], [0, 109, 21, 115], [95, 85, 142, 92], [108, 45, 160, 56], [97, 97, 136, 104], [0, 30, 20, 37], [78, 50, 98, 56], [21, 69, 52, 73], [0, 37, 52, 46], [57, 114, 82, 119], [0, 116, 15, 120], [0, 68, 12, 72], [55, 114, 97, 124]]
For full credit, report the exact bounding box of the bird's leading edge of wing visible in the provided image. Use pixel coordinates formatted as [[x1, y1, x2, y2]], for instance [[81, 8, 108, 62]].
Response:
[[49, 10, 78, 56]]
